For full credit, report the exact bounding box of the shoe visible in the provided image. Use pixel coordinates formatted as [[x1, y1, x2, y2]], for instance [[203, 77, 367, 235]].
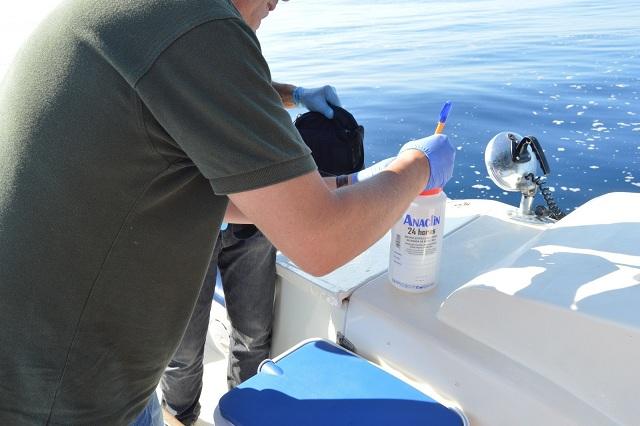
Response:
[[162, 406, 186, 426]]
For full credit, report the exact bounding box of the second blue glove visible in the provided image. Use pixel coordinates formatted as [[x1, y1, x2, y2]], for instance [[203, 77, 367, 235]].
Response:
[[293, 85, 342, 119]]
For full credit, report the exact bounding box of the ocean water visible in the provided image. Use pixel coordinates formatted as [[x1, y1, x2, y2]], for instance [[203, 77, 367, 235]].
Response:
[[260, 0, 640, 211], [2, 0, 639, 211]]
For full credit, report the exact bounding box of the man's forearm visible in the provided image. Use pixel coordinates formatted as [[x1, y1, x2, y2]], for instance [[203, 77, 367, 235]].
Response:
[[316, 151, 429, 272], [229, 150, 429, 276]]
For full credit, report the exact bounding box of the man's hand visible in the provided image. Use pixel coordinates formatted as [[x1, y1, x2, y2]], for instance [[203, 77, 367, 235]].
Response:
[[399, 134, 455, 190], [293, 85, 342, 119]]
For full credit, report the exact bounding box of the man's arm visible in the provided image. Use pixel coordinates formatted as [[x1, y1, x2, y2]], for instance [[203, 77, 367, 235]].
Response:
[[228, 149, 428, 276]]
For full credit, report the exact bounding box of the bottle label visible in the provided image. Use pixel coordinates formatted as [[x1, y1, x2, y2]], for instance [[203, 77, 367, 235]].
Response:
[[389, 193, 446, 292]]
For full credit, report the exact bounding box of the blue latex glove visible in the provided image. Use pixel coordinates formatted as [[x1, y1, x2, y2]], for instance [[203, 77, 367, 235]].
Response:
[[350, 157, 395, 184], [293, 85, 342, 119], [399, 134, 455, 190]]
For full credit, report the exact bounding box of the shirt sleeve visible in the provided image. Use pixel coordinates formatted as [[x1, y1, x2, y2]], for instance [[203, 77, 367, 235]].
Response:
[[135, 17, 316, 194]]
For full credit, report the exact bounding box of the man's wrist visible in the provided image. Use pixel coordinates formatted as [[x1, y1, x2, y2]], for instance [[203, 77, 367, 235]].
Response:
[[292, 86, 303, 106], [336, 174, 350, 188], [272, 82, 297, 108]]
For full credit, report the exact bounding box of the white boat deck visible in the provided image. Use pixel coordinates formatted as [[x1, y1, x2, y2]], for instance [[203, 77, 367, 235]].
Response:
[[160, 192, 640, 425]]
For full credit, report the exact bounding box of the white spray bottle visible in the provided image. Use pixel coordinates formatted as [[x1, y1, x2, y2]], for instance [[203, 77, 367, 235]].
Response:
[[388, 101, 452, 292], [388, 188, 447, 292]]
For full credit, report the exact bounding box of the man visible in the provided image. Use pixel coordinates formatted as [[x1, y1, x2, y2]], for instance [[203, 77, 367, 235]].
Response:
[[160, 86, 342, 426], [0, 1, 454, 425]]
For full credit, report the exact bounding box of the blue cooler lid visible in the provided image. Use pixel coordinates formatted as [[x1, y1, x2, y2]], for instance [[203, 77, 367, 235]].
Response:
[[217, 339, 465, 426]]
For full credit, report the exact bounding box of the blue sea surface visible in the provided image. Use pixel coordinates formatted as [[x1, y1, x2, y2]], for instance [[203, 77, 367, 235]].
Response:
[[260, 0, 640, 211]]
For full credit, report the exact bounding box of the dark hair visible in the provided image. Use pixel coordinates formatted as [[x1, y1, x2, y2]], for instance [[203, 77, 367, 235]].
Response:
[[294, 105, 365, 177]]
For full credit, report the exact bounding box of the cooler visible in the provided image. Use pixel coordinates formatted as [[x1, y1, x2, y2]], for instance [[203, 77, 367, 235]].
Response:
[[214, 339, 467, 426]]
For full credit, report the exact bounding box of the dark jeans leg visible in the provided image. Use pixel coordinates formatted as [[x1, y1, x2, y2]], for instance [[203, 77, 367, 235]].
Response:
[[160, 237, 221, 426], [219, 224, 277, 389]]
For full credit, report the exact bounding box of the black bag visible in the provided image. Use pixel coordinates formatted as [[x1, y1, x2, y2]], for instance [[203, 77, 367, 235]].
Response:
[[294, 105, 365, 177]]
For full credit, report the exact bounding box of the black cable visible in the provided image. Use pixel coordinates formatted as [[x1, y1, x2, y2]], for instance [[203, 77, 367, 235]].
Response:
[[525, 173, 566, 220]]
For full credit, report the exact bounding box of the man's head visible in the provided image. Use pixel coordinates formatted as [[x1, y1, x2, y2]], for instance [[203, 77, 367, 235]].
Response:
[[231, 0, 287, 31]]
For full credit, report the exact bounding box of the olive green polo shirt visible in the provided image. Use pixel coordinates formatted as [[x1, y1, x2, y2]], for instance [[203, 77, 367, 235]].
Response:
[[0, 0, 315, 424]]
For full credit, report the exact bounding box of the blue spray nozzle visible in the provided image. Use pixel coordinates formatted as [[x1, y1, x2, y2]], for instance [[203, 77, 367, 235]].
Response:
[[439, 101, 452, 124]]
